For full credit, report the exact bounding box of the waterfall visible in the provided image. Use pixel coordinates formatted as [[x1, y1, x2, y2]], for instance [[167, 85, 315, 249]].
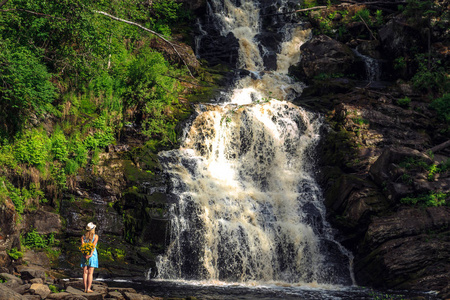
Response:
[[155, 0, 353, 286], [352, 48, 381, 82]]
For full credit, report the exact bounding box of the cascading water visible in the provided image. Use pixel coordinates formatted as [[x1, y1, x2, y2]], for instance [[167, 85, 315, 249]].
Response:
[[352, 48, 381, 82], [155, 0, 353, 287]]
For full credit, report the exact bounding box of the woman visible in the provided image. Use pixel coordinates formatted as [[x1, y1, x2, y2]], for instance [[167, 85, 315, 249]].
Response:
[[80, 222, 99, 293]]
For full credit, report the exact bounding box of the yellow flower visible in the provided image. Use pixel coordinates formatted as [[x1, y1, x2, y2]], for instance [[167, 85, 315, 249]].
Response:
[[79, 242, 95, 256]]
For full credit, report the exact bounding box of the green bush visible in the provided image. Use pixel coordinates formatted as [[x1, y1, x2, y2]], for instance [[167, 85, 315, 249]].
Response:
[[429, 93, 450, 122], [0, 44, 56, 139], [51, 128, 69, 162], [22, 229, 55, 249], [14, 129, 50, 167], [397, 97, 411, 108]]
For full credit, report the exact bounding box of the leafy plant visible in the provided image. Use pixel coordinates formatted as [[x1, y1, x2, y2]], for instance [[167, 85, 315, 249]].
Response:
[[0, 44, 57, 139], [396, 97, 411, 108], [429, 93, 450, 122], [352, 8, 372, 26], [7, 248, 23, 260], [401, 192, 448, 207], [411, 54, 447, 94], [22, 229, 55, 249]]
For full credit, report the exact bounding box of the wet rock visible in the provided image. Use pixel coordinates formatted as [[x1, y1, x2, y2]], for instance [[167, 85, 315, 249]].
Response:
[[181, 0, 206, 11], [29, 283, 51, 299], [197, 32, 240, 68], [290, 35, 360, 82]]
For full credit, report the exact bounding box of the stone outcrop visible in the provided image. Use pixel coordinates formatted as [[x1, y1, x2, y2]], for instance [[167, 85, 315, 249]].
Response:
[[315, 84, 450, 297], [289, 35, 362, 82]]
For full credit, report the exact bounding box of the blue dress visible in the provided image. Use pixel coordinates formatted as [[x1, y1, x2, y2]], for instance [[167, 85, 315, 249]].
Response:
[[80, 234, 98, 268]]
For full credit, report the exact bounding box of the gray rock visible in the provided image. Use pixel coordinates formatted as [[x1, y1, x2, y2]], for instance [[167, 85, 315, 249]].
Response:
[[66, 286, 103, 300], [22, 295, 40, 300], [16, 266, 46, 281], [107, 287, 137, 294], [0, 273, 24, 286], [108, 291, 125, 300], [29, 283, 51, 299], [11, 283, 31, 295], [46, 292, 78, 299], [0, 284, 24, 299], [20, 210, 62, 235], [291, 35, 359, 82], [29, 278, 43, 284], [123, 292, 153, 300]]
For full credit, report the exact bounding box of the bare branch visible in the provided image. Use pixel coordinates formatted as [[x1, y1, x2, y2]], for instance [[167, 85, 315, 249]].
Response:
[[427, 140, 450, 155], [359, 15, 377, 41], [261, 1, 407, 17], [93, 10, 195, 79], [261, 6, 327, 17]]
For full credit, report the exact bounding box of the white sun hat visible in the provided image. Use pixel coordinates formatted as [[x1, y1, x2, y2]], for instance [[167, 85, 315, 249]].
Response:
[[85, 222, 96, 231]]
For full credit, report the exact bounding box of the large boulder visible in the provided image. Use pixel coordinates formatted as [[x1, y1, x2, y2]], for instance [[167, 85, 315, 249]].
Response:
[[378, 18, 425, 58], [355, 207, 450, 290], [0, 284, 23, 300], [29, 283, 51, 299], [290, 34, 361, 82]]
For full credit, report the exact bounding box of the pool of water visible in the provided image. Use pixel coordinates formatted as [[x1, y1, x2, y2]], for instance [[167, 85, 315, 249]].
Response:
[[100, 278, 439, 300]]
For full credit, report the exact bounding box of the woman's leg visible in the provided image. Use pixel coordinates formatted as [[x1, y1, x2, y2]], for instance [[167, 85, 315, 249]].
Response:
[[82, 266, 88, 292], [87, 267, 95, 292]]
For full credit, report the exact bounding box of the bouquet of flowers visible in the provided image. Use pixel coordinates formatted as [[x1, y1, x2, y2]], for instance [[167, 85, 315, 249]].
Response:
[[79, 242, 95, 266]]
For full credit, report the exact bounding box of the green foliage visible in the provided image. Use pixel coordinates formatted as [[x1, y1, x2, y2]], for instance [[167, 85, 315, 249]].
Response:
[[352, 118, 369, 125], [375, 10, 383, 26], [0, 43, 57, 139], [7, 247, 23, 260], [51, 128, 69, 162], [302, 0, 318, 8], [393, 57, 407, 70], [402, 0, 435, 26], [411, 55, 448, 94], [0, 0, 194, 216], [396, 97, 411, 108], [125, 47, 183, 145], [429, 93, 450, 122], [13, 129, 50, 168], [401, 191, 448, 207], [48, 285, 61, 293], [22, 229, 55, 249], [352, 8, 372, 26]]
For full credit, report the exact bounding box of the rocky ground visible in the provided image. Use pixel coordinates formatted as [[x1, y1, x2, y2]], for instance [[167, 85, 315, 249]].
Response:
[[0, 271, 158, 300]]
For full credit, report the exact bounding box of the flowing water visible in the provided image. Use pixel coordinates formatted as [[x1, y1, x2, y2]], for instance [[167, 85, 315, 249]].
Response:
[[147, 0, 433, 298]]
